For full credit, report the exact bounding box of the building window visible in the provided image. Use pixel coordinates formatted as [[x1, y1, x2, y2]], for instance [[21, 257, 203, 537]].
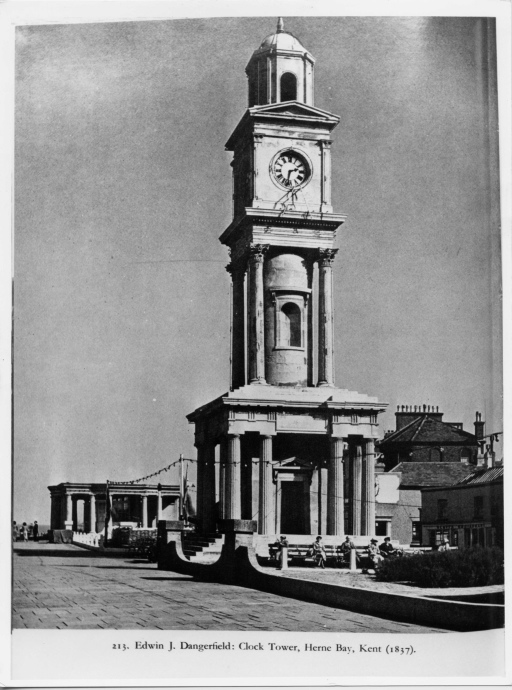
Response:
[[375, 520, 390, 537], [437, 499, 448, 520], [430, 447, 441, 462], [460, 448, 471, 463], [474, 495, 484, 519], [411, 521, 420, 544], [279, 302, 302, 347], [430, 529, 449, 547], [280, 72, 297, 101]]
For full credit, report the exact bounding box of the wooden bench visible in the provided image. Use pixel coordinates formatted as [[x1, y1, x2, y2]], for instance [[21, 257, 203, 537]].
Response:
[[268, 542, 368, 568]]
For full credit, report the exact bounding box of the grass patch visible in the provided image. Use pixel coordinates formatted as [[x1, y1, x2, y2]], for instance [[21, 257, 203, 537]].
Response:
[[375, 547, 504, 588]]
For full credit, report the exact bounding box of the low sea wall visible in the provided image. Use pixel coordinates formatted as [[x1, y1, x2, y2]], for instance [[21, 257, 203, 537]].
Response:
[[157, 521, 505, 632]]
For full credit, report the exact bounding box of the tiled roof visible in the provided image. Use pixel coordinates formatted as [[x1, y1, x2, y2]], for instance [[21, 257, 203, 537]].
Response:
[[454, 466, 503, 485], [380, 415, 477, 445], [391, 462, 471, 487]]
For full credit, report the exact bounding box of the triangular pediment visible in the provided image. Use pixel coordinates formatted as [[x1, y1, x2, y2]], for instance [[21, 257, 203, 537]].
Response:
[[250, 101, 338, 122], [276, 456, 313, 469]]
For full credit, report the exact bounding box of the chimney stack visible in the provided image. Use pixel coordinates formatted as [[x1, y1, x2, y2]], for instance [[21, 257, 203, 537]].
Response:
[[474, 411, 485, 440]]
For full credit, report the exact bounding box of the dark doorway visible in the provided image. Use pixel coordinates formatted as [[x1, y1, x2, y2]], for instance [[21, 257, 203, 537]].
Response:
[[280, 482, 307, 534]]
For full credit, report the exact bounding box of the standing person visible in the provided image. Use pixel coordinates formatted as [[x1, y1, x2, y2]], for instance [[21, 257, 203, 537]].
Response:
[[32, 521, 39, 543], [312, 536, 327, 569], [12, 522, 18, 543], [277, 535, 289, 570], [21, 523, 28, 542]]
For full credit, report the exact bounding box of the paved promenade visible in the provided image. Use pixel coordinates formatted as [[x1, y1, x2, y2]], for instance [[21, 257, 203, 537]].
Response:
[[12, 543, 444, 632]]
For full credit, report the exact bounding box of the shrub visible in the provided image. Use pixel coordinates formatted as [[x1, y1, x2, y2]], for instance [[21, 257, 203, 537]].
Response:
[[375, 547, 504, 588]]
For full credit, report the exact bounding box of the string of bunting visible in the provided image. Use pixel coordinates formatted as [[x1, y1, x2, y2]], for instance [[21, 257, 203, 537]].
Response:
[[107, 450, 389, 485], [109, 458, 190, 486]]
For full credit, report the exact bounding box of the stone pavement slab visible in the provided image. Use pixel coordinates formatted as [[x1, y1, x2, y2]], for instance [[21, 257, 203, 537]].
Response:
[[12, 542, 445, 632]]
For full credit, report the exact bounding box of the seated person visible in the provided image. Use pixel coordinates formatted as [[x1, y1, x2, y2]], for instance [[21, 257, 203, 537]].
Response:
[[311, 536, 327, 569], [379, 536, 396, 558], [362, 538, 383, 573], [338, 535, 358, 566], [438, 539, 451, 552]]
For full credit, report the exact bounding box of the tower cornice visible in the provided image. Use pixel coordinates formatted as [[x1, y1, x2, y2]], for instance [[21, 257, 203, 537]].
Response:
[[220, 208, 346, 247]]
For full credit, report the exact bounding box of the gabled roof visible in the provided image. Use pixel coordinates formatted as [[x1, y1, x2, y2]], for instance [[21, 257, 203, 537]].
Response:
[[379, 415, 477, 446], [454, 466, 503, 486], [391, 462, 472, 488]]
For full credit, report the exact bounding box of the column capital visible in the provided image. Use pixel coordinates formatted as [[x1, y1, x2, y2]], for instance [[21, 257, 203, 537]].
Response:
[[248, 243, 269, 265], [318, 247, 339, 267]]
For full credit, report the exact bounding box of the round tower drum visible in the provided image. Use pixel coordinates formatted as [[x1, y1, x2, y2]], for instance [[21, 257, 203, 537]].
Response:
[[264, 252, 309, 386]]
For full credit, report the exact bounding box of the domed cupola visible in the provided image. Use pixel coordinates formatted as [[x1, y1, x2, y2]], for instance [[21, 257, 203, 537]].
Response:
[[246, 18, 315, 107]]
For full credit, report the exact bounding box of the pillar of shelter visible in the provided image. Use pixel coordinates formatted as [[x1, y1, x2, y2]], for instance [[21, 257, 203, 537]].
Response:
[[50, 496, 57, 529], [327, 436, 344, 535], [258, 435, 274, 534], [248, 244, 268, 384], [157, 489, 162, 521], [224, 434, 241, 520], [202, 440, 217, 533], [361, 439, 375, 536], [317, 248, 338, 387], [227, 261, 246, 389], [141, 495, 148, 528], [351, 441, 363, 536], [89, 494, 96, 533], [65, 493, 73, 529]]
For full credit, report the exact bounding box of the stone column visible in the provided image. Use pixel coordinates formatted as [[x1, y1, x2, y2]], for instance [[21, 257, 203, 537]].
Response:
[[219, 439, 226, 520], [327, 437, 344, 535], [141, 495, 148, 528], [89, 494, 96, 533], [351, 441, 363, 536], [202, 440, 216, 533], [225, 434, 241, 519], [361, 439, 376, 536], [248, 244, 268, 384], [65, 494, 73, 530], [306, 259, 315, 386], [258, 435, 274, 534], [320, 140, 332, 212], [50, 496, 56, 529], [227, 261, 246, 389], [157, 488, 163, 521], [317, 248, 338, 387], [195, 443, 204, 530]]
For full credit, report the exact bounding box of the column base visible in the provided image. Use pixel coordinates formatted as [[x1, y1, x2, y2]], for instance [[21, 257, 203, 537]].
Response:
[[64, 521, 73, 530], [249, 379, 268, 385], [317, 381, 334, 387]]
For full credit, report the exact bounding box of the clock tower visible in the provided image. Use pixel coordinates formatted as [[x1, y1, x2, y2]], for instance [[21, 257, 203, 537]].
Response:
[[188, 20, 387, 543]]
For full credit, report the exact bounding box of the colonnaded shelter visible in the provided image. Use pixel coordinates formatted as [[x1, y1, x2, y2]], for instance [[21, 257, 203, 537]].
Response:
[[187, 19, 388, 540], [48, 482, 179, 533]]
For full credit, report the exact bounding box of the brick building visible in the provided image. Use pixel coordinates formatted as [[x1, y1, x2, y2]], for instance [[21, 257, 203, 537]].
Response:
[[421, 466, 504, 548], [374, 462, 470, 546], [378, 406, 484, 471]]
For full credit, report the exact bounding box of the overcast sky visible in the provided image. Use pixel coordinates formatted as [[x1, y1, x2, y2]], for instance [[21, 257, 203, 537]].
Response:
[[14, 15, 502, 524]]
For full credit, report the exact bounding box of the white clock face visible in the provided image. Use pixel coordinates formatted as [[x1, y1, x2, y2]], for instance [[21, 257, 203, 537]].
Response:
[[272, 151, 310, 189]]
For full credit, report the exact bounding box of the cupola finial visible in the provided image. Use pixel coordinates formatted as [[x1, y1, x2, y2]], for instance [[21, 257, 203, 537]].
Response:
[[277, 17, 284, 33]]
